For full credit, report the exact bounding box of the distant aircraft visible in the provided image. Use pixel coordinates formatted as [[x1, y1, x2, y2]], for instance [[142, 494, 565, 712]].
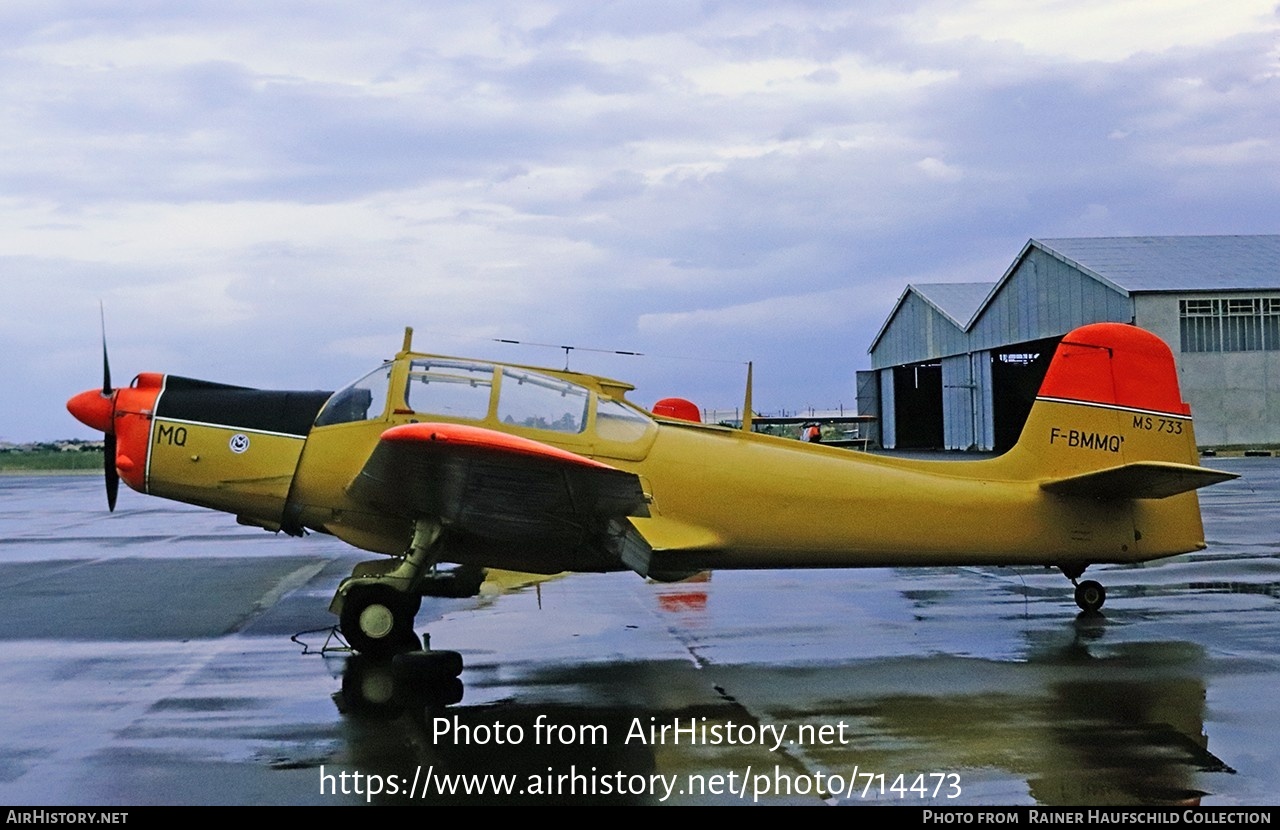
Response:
[[68, 322, 1235, 658], [729, 414, 875, 447]]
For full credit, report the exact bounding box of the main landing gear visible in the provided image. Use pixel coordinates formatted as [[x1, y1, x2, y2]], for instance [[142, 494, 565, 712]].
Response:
[[1060, 564, 1106, 613], [331, 519, 443, 658]]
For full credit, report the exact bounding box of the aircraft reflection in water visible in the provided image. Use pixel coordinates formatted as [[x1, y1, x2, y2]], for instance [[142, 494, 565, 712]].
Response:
[[335, 627, 1229, 805], [68, 322, 1236, 675]]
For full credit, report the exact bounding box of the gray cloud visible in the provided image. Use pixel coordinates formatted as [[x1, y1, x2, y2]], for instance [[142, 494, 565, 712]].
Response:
[[3, 1, 1277, 442]]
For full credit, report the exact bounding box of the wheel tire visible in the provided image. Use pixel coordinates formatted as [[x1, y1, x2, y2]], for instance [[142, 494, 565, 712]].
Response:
[[340, 585, 417, 658], [422, 676, 464, 711], [1074, 579, 1106, 612], [394, 649, 464, 679], [394, 650, 466, 704]]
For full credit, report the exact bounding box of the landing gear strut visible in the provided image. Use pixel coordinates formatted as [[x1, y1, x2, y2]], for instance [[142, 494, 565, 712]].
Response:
[[331, 519, 441, 657]]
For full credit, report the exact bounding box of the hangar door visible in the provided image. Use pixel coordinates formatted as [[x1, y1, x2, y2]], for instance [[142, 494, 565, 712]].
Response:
[[892, 361, 943, 449], [990, 336, 1062, 452]]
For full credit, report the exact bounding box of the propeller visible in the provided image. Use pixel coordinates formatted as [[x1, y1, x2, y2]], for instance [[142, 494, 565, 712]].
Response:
[[101, 305, 119, 512], [67, 305, 127, 512]]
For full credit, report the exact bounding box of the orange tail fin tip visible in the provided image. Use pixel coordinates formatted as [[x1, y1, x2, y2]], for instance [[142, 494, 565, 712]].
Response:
[[1039, 322, 1190, 416]]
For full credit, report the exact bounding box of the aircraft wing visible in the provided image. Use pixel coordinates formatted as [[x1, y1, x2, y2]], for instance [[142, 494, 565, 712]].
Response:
[[346, 422, 654, 573]]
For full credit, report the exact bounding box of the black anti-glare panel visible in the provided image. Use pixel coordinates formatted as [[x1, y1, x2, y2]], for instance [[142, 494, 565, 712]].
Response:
[[155, 375, 333, 436]]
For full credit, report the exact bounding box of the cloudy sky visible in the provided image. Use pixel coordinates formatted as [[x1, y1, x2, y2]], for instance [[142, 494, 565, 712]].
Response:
[[4, 1, 1278, 443]]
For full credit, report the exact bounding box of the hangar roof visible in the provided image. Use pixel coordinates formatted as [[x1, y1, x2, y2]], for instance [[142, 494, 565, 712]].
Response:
[[1033, 235, 1280, 293], [869, 234, 1280, 360], [909, 282, 995, 327]]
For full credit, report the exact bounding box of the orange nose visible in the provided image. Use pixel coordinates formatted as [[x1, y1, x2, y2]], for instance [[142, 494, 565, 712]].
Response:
[[67, 388, 115, 433]]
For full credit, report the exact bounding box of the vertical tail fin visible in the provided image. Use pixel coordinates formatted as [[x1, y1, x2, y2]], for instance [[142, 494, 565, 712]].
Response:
[[1004, 323, 1235, 559], [1012, 323, 1206, 480]]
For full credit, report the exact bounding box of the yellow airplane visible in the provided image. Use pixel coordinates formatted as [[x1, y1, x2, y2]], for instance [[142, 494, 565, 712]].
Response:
[[67, 322, 1236, 658]]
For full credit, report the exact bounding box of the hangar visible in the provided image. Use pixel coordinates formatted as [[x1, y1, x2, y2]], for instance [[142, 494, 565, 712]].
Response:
[[863, 235, 1280, 452]]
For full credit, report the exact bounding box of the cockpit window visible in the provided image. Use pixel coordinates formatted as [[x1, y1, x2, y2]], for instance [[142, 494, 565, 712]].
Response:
[[596, 398, 653, 442], [315, 362, 392, 426], [406, 360, 494, 420], [498, 368, 589, 433]]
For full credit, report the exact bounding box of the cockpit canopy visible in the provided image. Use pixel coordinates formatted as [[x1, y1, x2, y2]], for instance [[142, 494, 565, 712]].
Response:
[[315, 357, 655, 450]]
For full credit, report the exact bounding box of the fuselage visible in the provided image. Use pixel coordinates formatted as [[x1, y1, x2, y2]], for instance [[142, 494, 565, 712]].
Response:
[[75, 344, 1206, 577], [67, 322, 1228, 645]]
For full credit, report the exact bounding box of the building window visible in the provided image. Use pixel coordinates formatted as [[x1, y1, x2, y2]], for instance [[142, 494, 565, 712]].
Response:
[[1179, 297, 1280, 352]]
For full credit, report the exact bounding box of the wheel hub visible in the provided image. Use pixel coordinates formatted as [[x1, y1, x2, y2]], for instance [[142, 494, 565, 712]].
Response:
[[358, 603, 395, 639]]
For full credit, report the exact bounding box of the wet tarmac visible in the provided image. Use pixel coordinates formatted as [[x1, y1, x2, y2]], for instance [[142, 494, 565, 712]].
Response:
[[1, 461, 1278, 806]]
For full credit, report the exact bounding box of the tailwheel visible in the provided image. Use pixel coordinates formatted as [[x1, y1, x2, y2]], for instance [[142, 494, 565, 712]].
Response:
[[1074, 579, 1106, 613], [340, 584, 421, 657]]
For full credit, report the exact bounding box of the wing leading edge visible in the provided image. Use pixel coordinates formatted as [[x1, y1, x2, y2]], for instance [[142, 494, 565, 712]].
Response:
[[347, 422, 654, 574]]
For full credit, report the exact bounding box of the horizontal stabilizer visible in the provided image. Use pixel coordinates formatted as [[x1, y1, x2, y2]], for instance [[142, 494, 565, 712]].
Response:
[[1041, 461, 1238, 500]]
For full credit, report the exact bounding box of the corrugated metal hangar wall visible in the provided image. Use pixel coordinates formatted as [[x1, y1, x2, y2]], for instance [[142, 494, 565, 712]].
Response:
[[866, 236, 1280, 452]]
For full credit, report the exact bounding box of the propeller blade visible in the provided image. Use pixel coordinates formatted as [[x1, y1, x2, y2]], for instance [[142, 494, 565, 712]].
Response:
[[104, 434, 119, 512], [100, 302, 113, 395], [100, 302, 117, 510]]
